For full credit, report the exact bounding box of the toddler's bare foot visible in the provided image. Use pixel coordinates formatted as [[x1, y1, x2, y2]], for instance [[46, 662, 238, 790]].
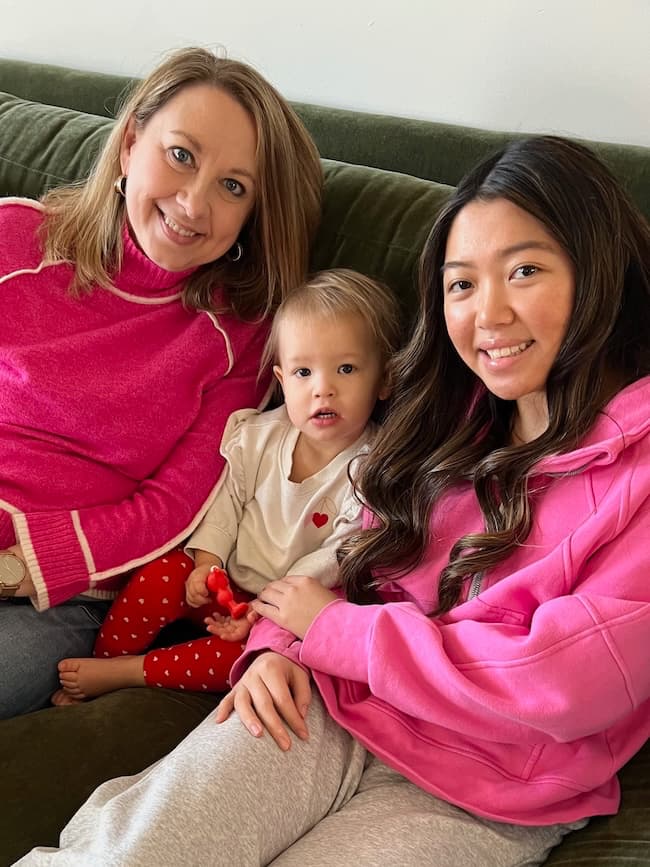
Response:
[[56, 656, 145, 702], [51, 688, 82, 707]]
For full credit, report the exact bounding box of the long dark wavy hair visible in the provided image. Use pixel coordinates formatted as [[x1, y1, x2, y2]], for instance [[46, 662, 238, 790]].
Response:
[[339, 136, 650, 614]]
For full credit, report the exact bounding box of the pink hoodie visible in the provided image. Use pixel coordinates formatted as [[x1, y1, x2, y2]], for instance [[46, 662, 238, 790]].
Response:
[[0, 199, 270, 610], [234, 376, 650, 825]]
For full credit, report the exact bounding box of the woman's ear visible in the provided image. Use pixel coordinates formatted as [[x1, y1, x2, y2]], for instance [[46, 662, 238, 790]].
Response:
[[119, 115, 138, 176], [272, 365, 284, 390]]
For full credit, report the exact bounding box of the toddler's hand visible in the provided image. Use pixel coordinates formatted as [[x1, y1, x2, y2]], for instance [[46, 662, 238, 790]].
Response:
[[204, 610, 254, 642], [185, 564, 213, 608], [253, 575, 337, 638]]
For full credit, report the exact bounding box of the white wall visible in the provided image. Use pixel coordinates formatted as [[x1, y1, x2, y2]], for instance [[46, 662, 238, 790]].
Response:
[[1, 0, 648, 146]]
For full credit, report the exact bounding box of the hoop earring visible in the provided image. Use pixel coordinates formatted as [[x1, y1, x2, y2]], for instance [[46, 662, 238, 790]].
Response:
[[114, 175, 127, 197], [226, 241, 243, 263]]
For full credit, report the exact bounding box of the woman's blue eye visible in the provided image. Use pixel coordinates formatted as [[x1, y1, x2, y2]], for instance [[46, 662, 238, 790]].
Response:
[[295, 368, 311, 378], [224, 178, 245, 197], [171, 147, 193, 165], [338, 364, 355, 374]]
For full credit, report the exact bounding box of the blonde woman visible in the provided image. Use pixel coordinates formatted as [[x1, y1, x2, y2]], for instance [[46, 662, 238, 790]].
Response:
[[0, 46, 322, 719]]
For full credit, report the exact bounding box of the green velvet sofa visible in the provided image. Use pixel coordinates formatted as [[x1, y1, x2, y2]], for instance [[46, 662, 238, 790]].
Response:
[[0, 57, 648, 867]]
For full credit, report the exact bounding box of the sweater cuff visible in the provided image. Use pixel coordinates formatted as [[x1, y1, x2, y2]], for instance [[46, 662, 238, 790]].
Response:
[[13, 511, 91, 610], [0, 509, 15, 548], [299, 598, 378, 683]]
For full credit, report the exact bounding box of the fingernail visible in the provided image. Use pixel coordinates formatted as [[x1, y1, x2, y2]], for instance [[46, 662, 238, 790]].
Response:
[[300, 704, 309, 718], [249, 723, 262, 737]]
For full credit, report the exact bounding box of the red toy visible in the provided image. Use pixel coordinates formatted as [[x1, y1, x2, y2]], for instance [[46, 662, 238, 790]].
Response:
[[207, 566, 249, 619]]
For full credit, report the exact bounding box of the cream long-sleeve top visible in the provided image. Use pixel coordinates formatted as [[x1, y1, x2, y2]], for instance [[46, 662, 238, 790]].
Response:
[[186, 405, 373, 592]]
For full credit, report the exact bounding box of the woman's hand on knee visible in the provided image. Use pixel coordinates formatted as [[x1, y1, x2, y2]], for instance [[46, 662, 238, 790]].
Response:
[[215, 652, 311, 751]]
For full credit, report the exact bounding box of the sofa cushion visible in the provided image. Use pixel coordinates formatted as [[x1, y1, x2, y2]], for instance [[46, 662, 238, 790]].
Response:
[[0, 58, 130, 118], [0, 92, 112, 199], [544, 738, 650, 866], [312, 159, 453, 315], [0, 687, 220, 865]]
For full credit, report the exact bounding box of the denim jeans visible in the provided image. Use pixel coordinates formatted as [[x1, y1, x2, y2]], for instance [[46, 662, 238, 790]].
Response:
[[0, 598, 111, 719]]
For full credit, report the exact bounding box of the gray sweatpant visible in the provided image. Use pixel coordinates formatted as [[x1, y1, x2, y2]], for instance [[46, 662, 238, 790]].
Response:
[[16, 695, 585, 866]]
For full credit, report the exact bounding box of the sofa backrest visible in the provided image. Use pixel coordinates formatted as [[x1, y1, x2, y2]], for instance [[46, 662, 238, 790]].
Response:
[[0, 58, 130, 119], [1, 57, 648, 219]]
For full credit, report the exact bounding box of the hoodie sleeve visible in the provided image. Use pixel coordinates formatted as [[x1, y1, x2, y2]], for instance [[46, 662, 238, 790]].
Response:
[[229, 616, 305, 685], [298, 486, 650, 746]]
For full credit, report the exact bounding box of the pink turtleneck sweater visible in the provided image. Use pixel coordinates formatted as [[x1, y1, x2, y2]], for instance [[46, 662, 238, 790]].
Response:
[[0, 198, 270, 611]]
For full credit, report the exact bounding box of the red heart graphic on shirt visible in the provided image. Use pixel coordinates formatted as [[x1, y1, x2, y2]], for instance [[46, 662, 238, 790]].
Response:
[[312, 512, 328, 528]]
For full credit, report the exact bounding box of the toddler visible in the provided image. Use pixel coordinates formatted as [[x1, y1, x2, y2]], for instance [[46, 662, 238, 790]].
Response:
[[54, 268, 400, 701]]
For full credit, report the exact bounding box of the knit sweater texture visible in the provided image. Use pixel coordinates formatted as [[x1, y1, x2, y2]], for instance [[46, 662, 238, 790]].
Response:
[[0, 198, 270, 610]]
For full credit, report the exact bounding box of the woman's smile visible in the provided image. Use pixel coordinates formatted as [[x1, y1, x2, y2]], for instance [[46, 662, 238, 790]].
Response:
[[160, 210, 200, 239], [444, 198, 575, 429]]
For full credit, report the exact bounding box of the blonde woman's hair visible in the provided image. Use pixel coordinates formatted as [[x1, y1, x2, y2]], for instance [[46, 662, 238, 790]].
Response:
[[41, 47, 323, 318], [262, 268, 402, 372]]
